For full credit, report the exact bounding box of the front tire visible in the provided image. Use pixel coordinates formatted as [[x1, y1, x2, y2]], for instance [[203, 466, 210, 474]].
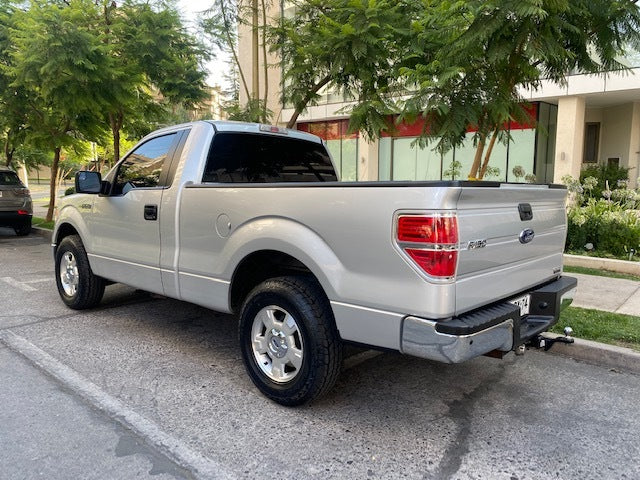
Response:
[[55, 235, 105, 309], [239, 276, 342, 406]]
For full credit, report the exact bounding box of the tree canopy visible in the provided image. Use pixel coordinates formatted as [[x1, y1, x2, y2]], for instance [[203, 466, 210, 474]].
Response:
[[0, 0, 209, 220], [275, 0, 640, 179]]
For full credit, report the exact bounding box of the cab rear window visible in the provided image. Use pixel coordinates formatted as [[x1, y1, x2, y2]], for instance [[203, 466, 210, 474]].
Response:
[[202, 132, 337, 183]]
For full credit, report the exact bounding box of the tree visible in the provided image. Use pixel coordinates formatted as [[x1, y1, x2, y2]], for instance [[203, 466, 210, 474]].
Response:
[[202, 0, 272, 122], [271, 0, 640, 180], [399, 0, 640, 179], [9, 0, 112, 220], [271, 0, 412, 130], [101, 0, 209, 163]]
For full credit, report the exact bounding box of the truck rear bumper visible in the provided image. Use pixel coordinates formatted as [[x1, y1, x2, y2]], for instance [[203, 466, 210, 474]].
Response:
[[400, 276, 577, 364]]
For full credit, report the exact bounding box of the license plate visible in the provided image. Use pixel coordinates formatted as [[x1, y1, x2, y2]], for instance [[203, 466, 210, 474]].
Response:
[[509, 294, 530, 316]]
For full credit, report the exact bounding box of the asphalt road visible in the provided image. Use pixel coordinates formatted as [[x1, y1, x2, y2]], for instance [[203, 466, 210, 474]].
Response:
[[1, 229, 639, 480]]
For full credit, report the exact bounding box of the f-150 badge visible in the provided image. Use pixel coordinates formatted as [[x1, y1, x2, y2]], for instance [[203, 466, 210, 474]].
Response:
[[467, 239, 487, 249]]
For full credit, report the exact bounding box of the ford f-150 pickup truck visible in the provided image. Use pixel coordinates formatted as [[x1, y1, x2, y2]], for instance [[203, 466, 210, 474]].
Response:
[[53, 120, 577, 405]]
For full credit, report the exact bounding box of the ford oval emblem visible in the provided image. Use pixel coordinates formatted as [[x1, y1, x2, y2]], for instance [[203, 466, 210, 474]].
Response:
[[519, 228, 535, 244]]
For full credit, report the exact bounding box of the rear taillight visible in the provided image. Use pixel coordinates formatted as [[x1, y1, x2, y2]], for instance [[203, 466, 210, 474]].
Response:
[[17, 210, 29, 215], [396, 214, 459, 279], [15, 188, 30, 196]]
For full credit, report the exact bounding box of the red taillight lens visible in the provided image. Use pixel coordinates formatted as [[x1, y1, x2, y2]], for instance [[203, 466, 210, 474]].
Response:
[[397, 216, 458, 244], [15, 188, 30, 197], [396, 214, 459, 279], [17, 210, 29, 215], [405, 249, 458, 277]]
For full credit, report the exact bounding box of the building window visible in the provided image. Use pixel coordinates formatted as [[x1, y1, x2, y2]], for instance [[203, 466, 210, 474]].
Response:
[[583, 123, 600, 163], [297, 120, 359, 181]]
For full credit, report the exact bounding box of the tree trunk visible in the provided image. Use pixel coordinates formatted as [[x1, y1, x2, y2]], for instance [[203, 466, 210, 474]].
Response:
[[4, 138, 14, 168], [478, 127, 500, 180], [109, 111, 123, 165], [286, 75, 332, 129], [260, 0, 269, 120], [467, 133, 486, 180], [46, 147, 61, 222]]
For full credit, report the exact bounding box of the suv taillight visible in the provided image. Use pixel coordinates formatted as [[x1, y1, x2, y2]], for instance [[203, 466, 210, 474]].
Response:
[[15, 188, 30, 196], [396, 214, 459, 279]]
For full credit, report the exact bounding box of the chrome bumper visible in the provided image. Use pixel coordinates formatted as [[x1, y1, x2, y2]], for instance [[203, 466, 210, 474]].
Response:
[[401, 317, 514, 364], [400, 275, 578, 364]]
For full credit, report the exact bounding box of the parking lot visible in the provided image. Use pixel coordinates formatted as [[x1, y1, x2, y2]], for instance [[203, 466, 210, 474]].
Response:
[[1, 230, 639, 480]]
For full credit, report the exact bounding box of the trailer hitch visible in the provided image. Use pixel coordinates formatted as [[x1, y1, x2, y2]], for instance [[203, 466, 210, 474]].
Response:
[[530, 327, 575, 351]]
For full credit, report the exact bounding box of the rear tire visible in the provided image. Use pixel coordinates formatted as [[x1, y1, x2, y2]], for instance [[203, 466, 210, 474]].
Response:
[[55, 235, 105, 309], [239, 276, 342, 406]]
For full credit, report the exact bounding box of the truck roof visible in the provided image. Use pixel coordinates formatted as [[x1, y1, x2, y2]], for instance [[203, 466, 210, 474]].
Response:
[[147, 120, 324, 145]]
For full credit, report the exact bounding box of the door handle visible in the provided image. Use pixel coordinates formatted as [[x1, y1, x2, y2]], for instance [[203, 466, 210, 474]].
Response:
[[144, 204, 158, 221]]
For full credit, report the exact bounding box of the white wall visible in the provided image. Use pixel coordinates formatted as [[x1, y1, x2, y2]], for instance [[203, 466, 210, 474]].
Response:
[[600, 104, 633, 170], [554, 96, 585, 182]]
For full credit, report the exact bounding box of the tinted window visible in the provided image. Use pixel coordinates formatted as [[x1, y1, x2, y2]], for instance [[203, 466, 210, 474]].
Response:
[[114, 133, 177, 194], [0, 171, 22, 186], [202, 133, 337, 183]]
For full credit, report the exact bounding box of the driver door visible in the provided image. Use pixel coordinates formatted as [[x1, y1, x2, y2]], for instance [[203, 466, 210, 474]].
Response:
[[87, 132, 181, 294]]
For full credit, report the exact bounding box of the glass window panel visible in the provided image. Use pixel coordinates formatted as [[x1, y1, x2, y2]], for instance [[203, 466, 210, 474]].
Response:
[[341, 138, 358, 181], [378, 137, 392, 181], [115, 133, 177, 193], [392, 138, 417, 180], [507, 129, 536, 182], [455, 132, 478, 180], [441, 149, 456, 180], [326, 140, 341, 178], [483, 133, 508, 181], [416, 142, 442, 180]]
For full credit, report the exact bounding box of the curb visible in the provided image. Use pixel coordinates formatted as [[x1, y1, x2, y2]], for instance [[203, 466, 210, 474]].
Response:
[[564, 253, 640, 276], [542, 333, 640, 375], [32, 226, 53, 242]]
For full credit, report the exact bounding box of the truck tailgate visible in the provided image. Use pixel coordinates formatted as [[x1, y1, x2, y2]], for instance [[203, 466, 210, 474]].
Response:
[[455, 184, 567, 315]]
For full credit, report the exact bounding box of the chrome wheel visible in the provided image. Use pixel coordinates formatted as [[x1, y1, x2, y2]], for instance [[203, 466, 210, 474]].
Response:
[[59, 251, 79, 297], [251, 305, 304, 383]]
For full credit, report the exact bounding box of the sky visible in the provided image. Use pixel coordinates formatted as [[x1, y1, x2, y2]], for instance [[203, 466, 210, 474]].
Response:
[[176, 0, 231, 88]]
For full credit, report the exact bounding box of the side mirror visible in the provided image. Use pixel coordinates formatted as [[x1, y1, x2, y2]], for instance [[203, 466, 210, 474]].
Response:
[[75, 171, 102, 194]]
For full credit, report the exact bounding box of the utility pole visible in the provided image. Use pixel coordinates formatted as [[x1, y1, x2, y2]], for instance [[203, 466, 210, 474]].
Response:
[[251, 0, 259, 100]]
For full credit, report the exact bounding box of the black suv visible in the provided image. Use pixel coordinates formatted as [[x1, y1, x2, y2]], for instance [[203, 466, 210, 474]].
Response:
[[0, 167, 32, 236]]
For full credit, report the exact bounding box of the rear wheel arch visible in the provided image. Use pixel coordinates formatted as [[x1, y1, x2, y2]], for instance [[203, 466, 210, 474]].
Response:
[[229, 250, 330, 314]]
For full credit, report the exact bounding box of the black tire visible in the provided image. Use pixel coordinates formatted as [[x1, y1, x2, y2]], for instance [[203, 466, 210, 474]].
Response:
[[239, 276, 342, 406], [55, 235, 105, 309], [14, 222, 31, 236]]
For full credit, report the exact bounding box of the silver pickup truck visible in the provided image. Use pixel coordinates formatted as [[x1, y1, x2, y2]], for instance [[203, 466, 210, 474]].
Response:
[[53, 121, 577, 405]]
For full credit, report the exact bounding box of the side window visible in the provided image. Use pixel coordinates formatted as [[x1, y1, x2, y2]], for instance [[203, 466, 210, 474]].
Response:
[[113, 133, 178, 195], [202, 133, 338, 183]]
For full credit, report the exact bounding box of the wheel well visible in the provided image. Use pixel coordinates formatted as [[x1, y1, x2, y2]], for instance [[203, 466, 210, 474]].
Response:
[[55, 223, 79, 248], [229, 250, 320, 313]]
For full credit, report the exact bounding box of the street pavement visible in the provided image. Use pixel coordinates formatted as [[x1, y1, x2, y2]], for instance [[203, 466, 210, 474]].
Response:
[[1, 230, 639, 480]]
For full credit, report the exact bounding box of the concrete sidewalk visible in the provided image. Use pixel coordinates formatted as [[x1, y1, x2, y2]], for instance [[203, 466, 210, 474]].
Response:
[[570, 272, 640, 316]]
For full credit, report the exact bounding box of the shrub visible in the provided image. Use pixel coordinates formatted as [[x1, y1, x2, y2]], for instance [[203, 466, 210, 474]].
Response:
[[64, 186, 76, 196], [580, 164, 630, 200], [566, 198, 640, 258]]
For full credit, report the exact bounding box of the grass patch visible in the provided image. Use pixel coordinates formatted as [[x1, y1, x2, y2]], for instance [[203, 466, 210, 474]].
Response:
[[32, 216, 55, 230], [563, 265, 640, 282], [551, 306, 640, 352], [565, 248, 640, 262]]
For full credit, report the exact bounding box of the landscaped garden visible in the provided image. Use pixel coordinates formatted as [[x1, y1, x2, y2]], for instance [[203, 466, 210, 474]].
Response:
[[563, 165, 640, 261]]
